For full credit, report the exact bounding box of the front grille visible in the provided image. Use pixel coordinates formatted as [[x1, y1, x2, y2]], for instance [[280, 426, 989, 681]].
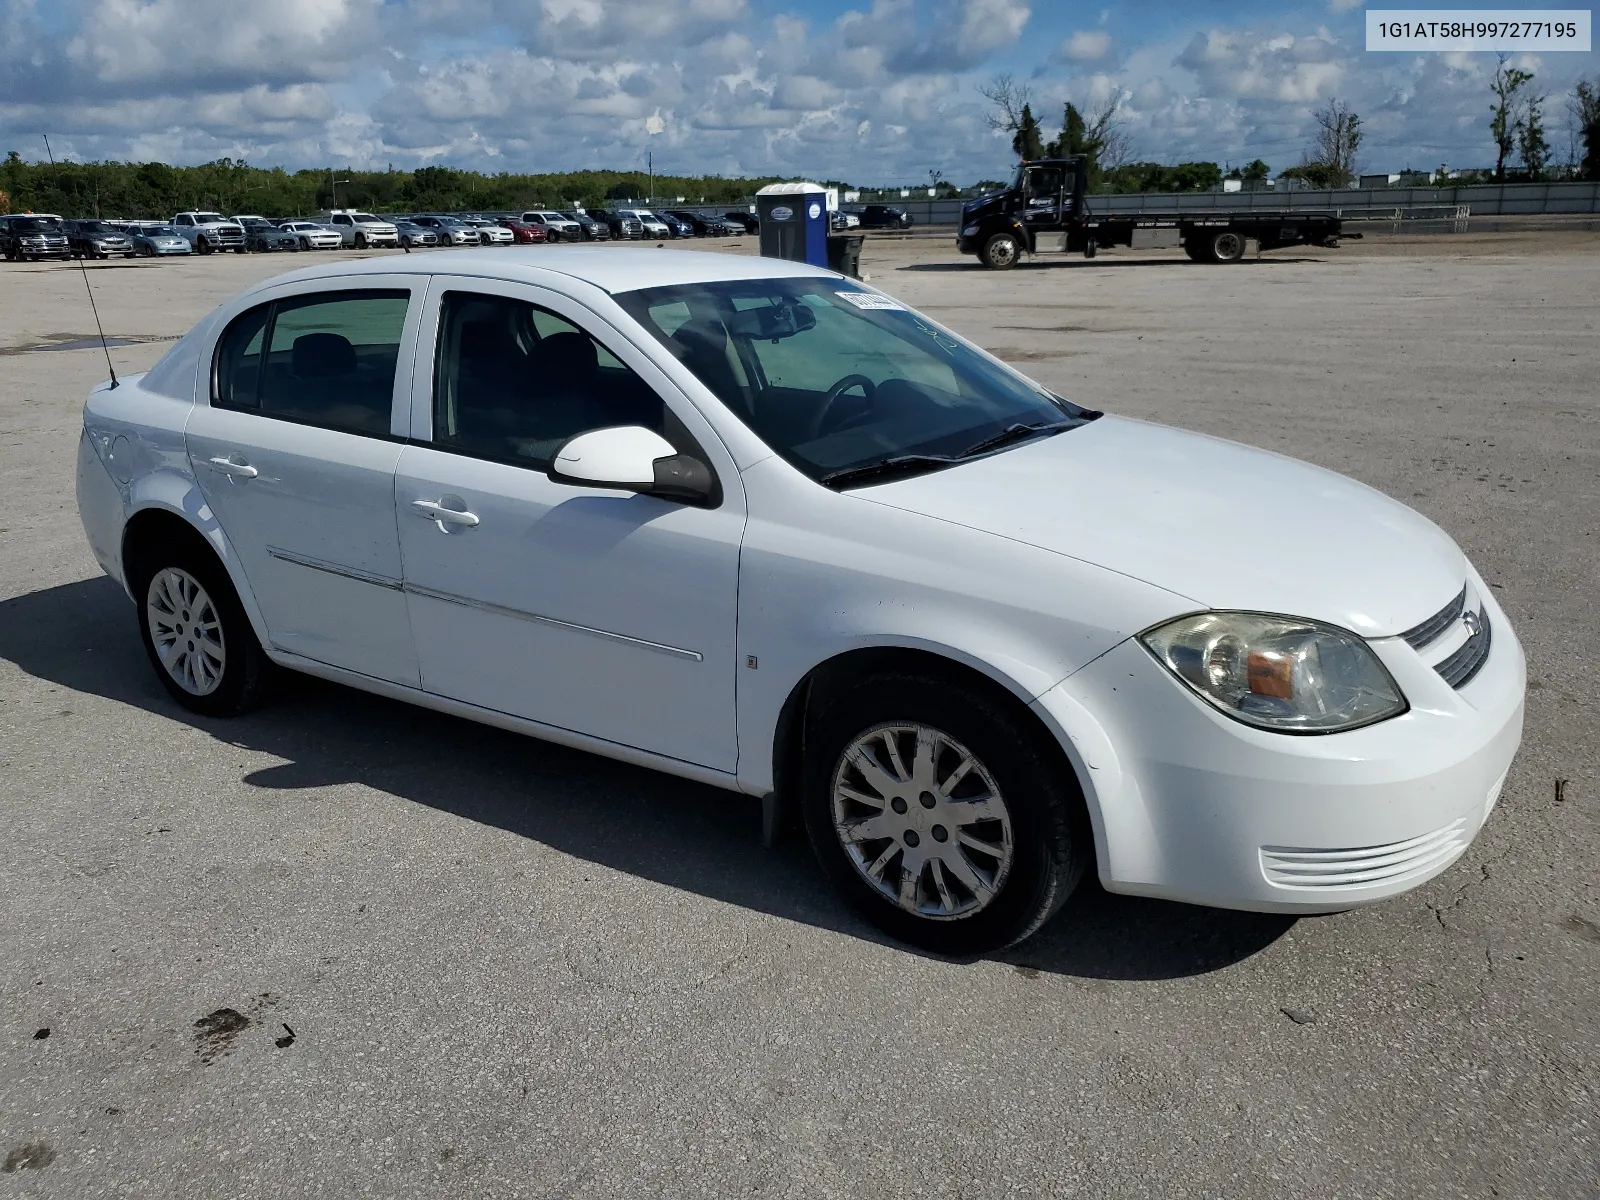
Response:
[[1436, 610, 1492, 689], [1261, 818, 1471, 889], [1401, 586, 1466, 650]]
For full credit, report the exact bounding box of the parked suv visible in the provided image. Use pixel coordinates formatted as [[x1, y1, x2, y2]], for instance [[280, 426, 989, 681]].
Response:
[[65, 219, 136, 258], [617, 209, 671, 238], [666, 210, 723, 237], [591, 209, 644, 239], [562, 211, 611, 241], [172, 212, 247, 254], [654, 211, 693, 238], [327, 211, 401, 249], [234, 216, 300, 252], [1, 214, 72, 261], [407, 215, 480, 246]]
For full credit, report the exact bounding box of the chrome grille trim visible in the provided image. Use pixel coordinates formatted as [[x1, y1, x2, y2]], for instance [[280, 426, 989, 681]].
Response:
[[1436, 609, 1492, 689], [1400, 585, 1466, 650]]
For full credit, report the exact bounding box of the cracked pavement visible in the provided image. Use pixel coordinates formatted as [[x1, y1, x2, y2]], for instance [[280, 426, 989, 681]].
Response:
[[2, 237, 1598, 1197]]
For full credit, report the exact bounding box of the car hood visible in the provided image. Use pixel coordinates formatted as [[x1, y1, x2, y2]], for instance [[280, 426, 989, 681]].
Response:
[[854, 415, 1466, 637]]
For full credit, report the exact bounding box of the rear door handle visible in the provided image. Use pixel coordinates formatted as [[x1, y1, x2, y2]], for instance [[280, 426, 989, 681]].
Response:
[[412, 498, 480, 529], [207, 455, 258, 480]]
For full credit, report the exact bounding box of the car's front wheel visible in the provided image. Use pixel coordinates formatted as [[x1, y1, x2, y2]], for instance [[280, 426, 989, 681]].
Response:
[[803, 674, 1089, 955], [133, 544, 271, 717]]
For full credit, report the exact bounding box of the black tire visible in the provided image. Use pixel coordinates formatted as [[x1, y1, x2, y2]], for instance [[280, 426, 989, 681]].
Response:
[[131, 535, 272, 717], [981, 232, 1020, 270], [196, 237, 211, 255], [354, 232, 367, 249], [802, 673, 1089, 955], [1203, 230, 1247, 263]]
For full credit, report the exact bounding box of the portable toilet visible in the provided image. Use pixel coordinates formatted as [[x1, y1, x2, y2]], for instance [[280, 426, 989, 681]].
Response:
[[755, 182, 828, 268]]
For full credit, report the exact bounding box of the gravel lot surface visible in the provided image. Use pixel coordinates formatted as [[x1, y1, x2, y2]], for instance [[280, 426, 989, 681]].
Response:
[[2, 234, 1597, 1198]]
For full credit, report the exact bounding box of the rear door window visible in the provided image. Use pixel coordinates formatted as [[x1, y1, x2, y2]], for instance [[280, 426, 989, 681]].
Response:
[[213, 290, 410, 437]]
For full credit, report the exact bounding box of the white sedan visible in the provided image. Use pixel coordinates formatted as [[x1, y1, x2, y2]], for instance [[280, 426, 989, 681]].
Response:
[[75, 249, 1523, 953]]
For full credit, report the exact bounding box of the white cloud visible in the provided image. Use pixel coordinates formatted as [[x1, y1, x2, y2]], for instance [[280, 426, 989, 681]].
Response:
[[1062, 29, 1111, 61]]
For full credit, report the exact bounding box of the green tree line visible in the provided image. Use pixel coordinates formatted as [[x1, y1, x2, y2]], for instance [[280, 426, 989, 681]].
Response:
[[0, 153, 794, 219]]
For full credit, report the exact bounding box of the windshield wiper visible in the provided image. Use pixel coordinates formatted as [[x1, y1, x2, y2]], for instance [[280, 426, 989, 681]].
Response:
[[957, 421, 1069, 460], [820, 454, 962, 490]]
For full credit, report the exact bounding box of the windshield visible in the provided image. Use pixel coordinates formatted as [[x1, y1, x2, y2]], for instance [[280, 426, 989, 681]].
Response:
[[615, 278, 1098, 486], [13, 218, 61, 232], [142, 226, 179, 235], [195, 212, 226, 223]]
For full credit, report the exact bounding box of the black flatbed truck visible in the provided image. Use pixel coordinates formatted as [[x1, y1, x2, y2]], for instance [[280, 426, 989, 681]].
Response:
[[956, 156, 1356, 269]]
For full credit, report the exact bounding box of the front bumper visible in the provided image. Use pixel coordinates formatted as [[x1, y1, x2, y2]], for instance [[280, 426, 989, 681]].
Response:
[[1032, 575, 1526, 913]]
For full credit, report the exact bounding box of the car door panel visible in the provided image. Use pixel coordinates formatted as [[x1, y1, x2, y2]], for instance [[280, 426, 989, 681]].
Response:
[[397, 453, 741, 768], [396, 277, 745, 772], [185, 277, 427, 685]]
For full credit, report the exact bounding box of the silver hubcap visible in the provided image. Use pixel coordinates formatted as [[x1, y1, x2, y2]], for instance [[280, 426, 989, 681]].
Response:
[[146, 568, 226, 696], [1215, 233, 1244, 259], [988, 238, 1016, 266], [831, 723, 1014, 921]]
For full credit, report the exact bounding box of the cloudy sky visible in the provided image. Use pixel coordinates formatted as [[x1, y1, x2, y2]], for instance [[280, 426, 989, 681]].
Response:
[[2, 0, 1596, 182]]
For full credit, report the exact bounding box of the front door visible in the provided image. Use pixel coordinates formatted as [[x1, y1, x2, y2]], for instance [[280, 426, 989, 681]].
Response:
[[394, 279, 744, 772], [1021, 165, 1066, 232], [186, 281, 426, 685]]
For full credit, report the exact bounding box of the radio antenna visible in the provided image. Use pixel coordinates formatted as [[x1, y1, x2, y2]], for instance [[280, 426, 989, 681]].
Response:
[[43, 134, 117, 389]]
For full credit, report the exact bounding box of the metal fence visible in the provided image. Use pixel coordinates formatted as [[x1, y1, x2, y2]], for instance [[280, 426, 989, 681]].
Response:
[[865, 181, 1600, 228]]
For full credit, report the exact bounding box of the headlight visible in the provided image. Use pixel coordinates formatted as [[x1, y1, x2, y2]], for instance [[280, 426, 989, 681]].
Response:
[[1140, 612, 1406, 734], [961, 223, 980, 237]]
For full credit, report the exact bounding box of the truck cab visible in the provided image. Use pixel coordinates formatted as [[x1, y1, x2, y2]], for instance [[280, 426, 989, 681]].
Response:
[[172, 212, 247, 254]]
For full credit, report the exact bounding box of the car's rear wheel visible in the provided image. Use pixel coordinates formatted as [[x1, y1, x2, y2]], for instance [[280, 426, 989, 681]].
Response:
[[982, 232, 1020, 270], [133, 543, 271, 717], [803, 674, 1089, 955]]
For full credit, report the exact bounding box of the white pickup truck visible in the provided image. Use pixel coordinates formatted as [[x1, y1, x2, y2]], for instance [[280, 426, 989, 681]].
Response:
[[326, 211, 400, 249], [171, 212, 247, 254]]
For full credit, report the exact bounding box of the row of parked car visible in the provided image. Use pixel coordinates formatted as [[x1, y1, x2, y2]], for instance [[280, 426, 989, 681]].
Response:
[[0, 201, 915, 263]]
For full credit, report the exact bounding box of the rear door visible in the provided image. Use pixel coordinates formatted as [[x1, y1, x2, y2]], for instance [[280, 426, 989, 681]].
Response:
[[186, 279, 428, 685]]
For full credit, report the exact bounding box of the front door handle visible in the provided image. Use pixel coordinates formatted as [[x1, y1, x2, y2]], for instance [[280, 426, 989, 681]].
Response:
[[207, 455, 258, 481], [412, 498, 480, 530]]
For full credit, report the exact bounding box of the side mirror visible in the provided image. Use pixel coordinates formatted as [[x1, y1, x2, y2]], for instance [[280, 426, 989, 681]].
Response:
[[549, 426, 718, 507]]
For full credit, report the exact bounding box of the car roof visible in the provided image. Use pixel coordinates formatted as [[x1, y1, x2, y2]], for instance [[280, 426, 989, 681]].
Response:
[[240, 247, 837, 296]]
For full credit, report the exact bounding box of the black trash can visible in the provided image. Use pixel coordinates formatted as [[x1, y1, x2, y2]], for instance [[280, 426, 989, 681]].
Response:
[[826, 234, 865, 280]]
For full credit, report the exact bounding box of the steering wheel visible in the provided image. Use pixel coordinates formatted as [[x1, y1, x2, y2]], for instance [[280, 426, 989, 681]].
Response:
[[812, 374, 878, 438]]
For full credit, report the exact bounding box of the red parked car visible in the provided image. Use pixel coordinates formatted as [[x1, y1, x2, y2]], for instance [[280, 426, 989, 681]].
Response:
[[503, 219, 550, 245]]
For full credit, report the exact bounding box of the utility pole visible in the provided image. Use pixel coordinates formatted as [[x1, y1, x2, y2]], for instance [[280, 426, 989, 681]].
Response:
[[648, 150, 653, 206]]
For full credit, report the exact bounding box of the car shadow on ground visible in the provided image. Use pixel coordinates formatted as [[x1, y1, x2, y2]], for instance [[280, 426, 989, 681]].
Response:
[[896, 256, 1322, 272], [0, 576, 1295, 982]]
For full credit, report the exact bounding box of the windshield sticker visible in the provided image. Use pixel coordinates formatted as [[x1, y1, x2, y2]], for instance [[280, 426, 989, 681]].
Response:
[[835, 291, 905, 311]]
